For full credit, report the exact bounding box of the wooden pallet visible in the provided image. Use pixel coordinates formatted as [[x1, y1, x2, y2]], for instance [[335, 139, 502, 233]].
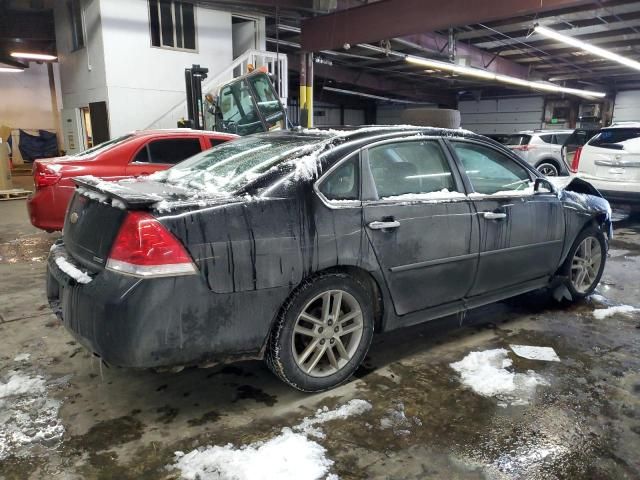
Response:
[[0, 189, 31, 201]]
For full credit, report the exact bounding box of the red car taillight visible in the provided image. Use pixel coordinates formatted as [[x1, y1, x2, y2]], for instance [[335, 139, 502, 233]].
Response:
[[570, 146, 583, 173], [106, 211, 196, 277], [34, 162, 62, 189], [511, 145, 531, 151]]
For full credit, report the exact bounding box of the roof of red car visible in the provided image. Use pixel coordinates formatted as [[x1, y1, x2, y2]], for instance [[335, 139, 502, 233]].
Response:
[[130, 129, 237, 138]]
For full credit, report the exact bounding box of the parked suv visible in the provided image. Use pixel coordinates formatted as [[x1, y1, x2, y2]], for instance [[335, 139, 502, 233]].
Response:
[[572, 123, 640, 207], [498, 130, 573, 176]]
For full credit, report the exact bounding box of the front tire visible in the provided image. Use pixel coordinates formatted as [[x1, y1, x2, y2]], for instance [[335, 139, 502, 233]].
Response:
[[265, 273, 374, 392], [560, 226, 607, 300]]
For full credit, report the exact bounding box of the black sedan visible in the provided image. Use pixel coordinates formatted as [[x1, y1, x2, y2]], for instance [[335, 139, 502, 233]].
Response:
[[46, 126, 611, 392]]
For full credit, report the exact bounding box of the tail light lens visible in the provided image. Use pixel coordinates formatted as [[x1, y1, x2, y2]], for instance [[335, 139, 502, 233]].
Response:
[[34, 162, 62, 189], [106, 211, 197, 277], [570, 146, 583, 173], [512, 145, 531, 151]]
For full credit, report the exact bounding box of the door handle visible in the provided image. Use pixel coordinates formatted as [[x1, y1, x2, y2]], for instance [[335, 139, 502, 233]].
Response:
[[483, 211, 507, 220], [368, 220, 401, 230]]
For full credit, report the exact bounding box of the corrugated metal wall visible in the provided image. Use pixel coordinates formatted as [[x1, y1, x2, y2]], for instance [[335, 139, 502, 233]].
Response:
[[613, 90, 640, 123], [459, 96, 544, 134]]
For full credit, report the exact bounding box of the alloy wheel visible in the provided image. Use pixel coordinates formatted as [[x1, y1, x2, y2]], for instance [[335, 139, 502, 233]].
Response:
[[291, 289, 364, 377], [538, 163, 559, 176], [570, 236, 602, 293]]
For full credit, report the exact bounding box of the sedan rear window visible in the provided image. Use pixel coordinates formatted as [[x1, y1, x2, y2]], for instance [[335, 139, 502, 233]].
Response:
[[590, 128, 640, 148], [71, 134, 133, 158], [154, 135, 324, 194]]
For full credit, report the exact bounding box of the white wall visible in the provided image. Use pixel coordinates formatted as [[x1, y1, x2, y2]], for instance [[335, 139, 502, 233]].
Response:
[[459, 96, 544, 134], [613, 90, 640, 123], [0, 63, 62, 130], [54, 0, 109, 110], [100, 0, 255, 136], [377, 104, 437, 125]]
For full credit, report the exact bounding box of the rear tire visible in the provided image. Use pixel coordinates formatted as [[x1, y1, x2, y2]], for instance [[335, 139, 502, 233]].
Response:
[[559, 225, 607, 300], [265, 273, 374, 392], [536, 161, 560, 177]]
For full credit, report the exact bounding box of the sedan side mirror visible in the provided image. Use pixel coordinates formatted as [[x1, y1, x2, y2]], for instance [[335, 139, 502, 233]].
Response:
[[534, 177, 557, 195]]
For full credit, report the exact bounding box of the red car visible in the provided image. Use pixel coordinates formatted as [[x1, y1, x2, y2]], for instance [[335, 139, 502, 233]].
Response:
[[28, 130, 236, 231]]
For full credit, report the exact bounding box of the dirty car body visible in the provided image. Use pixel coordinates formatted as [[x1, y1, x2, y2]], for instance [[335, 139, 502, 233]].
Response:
[[46, 126, 612, 389]]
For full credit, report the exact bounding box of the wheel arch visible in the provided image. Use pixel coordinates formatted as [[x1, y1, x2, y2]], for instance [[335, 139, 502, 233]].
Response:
[[260, 265, 386, 357], [535, 157, 562, 169]]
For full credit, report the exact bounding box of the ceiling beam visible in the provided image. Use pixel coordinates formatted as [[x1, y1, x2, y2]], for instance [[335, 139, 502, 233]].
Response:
[[288, 54, 457, 106], [300, 0, 609, 52]]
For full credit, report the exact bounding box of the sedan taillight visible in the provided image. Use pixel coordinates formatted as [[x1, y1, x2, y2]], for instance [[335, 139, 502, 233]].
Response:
[[34, 162, 62, 189], [570, 146, 583, 173], [106, 211, 196, 277]]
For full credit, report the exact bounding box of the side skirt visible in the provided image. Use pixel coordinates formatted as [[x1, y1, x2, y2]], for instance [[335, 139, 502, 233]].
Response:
[[385, 276, 552, 331]]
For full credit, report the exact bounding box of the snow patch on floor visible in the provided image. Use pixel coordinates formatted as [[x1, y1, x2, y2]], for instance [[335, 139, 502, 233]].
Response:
[[450, 349, 549, 407], [509, 345, 560, 362], [593, 304, 639, 319], [0, 371, 65, 461], [13, 353, 31, 362], [170, 399, 372, 480]]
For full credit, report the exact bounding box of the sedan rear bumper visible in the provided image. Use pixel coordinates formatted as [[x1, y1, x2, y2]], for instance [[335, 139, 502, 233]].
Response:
[[47, 243, 289, 368], [27, 185, 74, 231]]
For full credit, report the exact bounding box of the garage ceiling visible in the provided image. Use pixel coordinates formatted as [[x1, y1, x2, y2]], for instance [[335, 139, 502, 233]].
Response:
[[220, 0, 640, 102]]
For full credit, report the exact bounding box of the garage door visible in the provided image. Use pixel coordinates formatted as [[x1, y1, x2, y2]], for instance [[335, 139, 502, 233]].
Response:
[[459, 96, 544, 135], [613, 90, 640, 123]]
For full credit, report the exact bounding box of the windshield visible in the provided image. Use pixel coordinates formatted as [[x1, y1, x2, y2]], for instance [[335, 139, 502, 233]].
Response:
[[154, 135, 324, 194], [71, 134, 133, 158]]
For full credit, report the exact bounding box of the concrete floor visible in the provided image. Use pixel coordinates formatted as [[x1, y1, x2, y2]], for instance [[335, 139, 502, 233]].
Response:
[[0, 198, 638, 480]]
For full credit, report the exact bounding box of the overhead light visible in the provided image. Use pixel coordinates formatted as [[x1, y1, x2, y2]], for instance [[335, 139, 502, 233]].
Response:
[[412, 57, 496, 80], [0, 67, 23, 73], [405, 55, 606, 99], [534, 24, 640, 72], [10, 52, 57, 61]]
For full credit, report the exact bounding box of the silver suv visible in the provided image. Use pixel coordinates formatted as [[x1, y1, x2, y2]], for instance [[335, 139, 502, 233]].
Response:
[[499, 130, 573, 176]]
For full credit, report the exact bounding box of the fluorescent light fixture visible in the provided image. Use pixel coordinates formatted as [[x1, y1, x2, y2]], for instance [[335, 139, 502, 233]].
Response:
[[405, 55, 606, 99], [11, 52, 57, 61], [534, 24, 640, 71], [0, 67, 23, 73]]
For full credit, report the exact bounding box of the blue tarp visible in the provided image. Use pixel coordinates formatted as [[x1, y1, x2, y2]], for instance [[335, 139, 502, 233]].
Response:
[[8, 130, 59, 162]]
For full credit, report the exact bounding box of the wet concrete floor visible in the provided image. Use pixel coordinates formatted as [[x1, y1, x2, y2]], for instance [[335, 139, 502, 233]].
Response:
[[0, 199, 638, 479]]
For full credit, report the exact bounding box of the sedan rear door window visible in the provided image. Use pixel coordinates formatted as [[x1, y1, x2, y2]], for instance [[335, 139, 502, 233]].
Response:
[[368, 141, 457, 199], [147, 138, 202, 164], [452, 142, 531, 195]]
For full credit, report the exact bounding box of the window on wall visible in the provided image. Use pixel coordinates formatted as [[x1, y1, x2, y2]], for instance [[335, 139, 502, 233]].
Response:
[[68, 0, 85, 51], [149, 0, 196, 51]]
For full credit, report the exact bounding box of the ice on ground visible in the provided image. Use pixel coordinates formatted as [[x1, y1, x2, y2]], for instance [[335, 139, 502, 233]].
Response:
[[13, 353, 30, 362], [379, 402, 422, 436], [588, 293, 609, 304], [0, 371, 65, 461], [170, 399, 372, 480], [55, 257, 92, 284], [593, 304, 639, 319], [509, 345, 560, 362], [450, 349, 549, 407], [294, 399, 372, 439]]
